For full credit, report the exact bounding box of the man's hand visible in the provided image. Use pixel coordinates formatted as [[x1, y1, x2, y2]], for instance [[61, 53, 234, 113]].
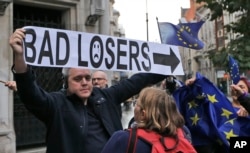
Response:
[[4, 81, 17, 91], [9, 28, 28, 73], [185, 78, 196, 86], [231, 84, 245, 98], [9, 28, 26, 55], [237, 106, 249, 117]]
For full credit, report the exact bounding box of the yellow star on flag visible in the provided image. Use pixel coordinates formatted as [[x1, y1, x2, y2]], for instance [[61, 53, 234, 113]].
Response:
[[224, 129, 238, 140], [196, 93, 205, 99], [207, 94, 218, 103], [190, 113, 200, 126], [188, 100, 198, 109], [225, 118, 236, 125], [221, 108, 233, 119]]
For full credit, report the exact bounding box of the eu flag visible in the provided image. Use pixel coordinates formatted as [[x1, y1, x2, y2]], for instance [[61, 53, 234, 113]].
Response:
[[173, 72, 250, 153], [229, 55, 240, 84], [158, 21, 205, 50]]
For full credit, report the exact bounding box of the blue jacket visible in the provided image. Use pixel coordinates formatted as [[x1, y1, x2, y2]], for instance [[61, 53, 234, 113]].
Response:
[[101, 130, 151, 153], [14, 68, 165, 153]]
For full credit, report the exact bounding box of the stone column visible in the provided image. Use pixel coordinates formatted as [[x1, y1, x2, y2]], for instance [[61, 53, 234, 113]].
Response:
[[0, 2, 16, 153], [99, 0, 110, 35]]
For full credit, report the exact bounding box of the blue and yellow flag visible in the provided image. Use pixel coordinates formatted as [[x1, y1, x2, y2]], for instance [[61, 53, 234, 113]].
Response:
[[173, 72, 250, 152], [157, 21, 204, 50], [229, 55, 240, 84]]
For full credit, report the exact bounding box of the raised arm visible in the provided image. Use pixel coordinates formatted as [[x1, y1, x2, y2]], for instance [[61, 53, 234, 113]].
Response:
[[9, 28, 27, 73], [231, 84, 250, 113]]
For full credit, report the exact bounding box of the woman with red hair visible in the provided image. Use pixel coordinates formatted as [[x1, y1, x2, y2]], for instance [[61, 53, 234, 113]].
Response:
[[231, 77, 250, 114]]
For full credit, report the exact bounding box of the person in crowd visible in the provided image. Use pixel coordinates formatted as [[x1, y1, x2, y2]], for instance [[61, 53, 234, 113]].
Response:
[[92, 70, 124, 118], [2, 80, 17, 91], [128, 77, 192, 143], [230, 77, 250, 116], [184, 76, 250, 153], [92, 70, 108, 88], [231, 77, 250, 114], [9, 28, 166, 153], [101, 87, 196, 153]]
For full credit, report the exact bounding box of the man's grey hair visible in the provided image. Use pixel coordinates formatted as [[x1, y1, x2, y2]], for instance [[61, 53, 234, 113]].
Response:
[[92, 70, 108, 79], [62, 67, 93, 78], [61, 67, 93, 89], [62, 68, 70, 78]]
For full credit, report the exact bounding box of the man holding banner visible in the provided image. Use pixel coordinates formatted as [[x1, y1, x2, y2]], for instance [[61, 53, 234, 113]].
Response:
[[9, 28, 167, 153]]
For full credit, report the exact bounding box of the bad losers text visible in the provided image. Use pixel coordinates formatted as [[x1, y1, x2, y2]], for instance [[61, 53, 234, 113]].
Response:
[[24, 29, 152, 71]]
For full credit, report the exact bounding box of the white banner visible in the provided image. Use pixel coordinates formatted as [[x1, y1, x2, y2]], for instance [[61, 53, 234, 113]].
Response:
[[23, 26, 184, 75]]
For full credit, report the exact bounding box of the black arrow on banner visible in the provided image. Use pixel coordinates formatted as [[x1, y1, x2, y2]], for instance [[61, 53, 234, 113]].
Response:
[[153, 47, 180, 73]]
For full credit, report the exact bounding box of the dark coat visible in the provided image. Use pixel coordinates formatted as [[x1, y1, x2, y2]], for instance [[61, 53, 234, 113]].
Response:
[[101, 130, 151, 153], [14, 68, 165, 153], [238, 93, 250, 114]]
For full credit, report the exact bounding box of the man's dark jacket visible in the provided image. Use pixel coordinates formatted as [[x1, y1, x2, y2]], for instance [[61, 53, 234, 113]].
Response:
[[14, 68, 165, 153]]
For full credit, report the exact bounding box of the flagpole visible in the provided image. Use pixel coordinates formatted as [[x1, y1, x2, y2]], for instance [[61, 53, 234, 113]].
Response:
[[156, 17, 163, 43], [146, 0, 149, 41]]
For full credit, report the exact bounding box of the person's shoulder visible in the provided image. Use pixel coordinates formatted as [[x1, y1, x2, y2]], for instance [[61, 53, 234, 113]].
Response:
[[102, 130, 130, 153], [113, 130, 129, 136], [111, 130, 130, 140], [107, 130, 129, 143]]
